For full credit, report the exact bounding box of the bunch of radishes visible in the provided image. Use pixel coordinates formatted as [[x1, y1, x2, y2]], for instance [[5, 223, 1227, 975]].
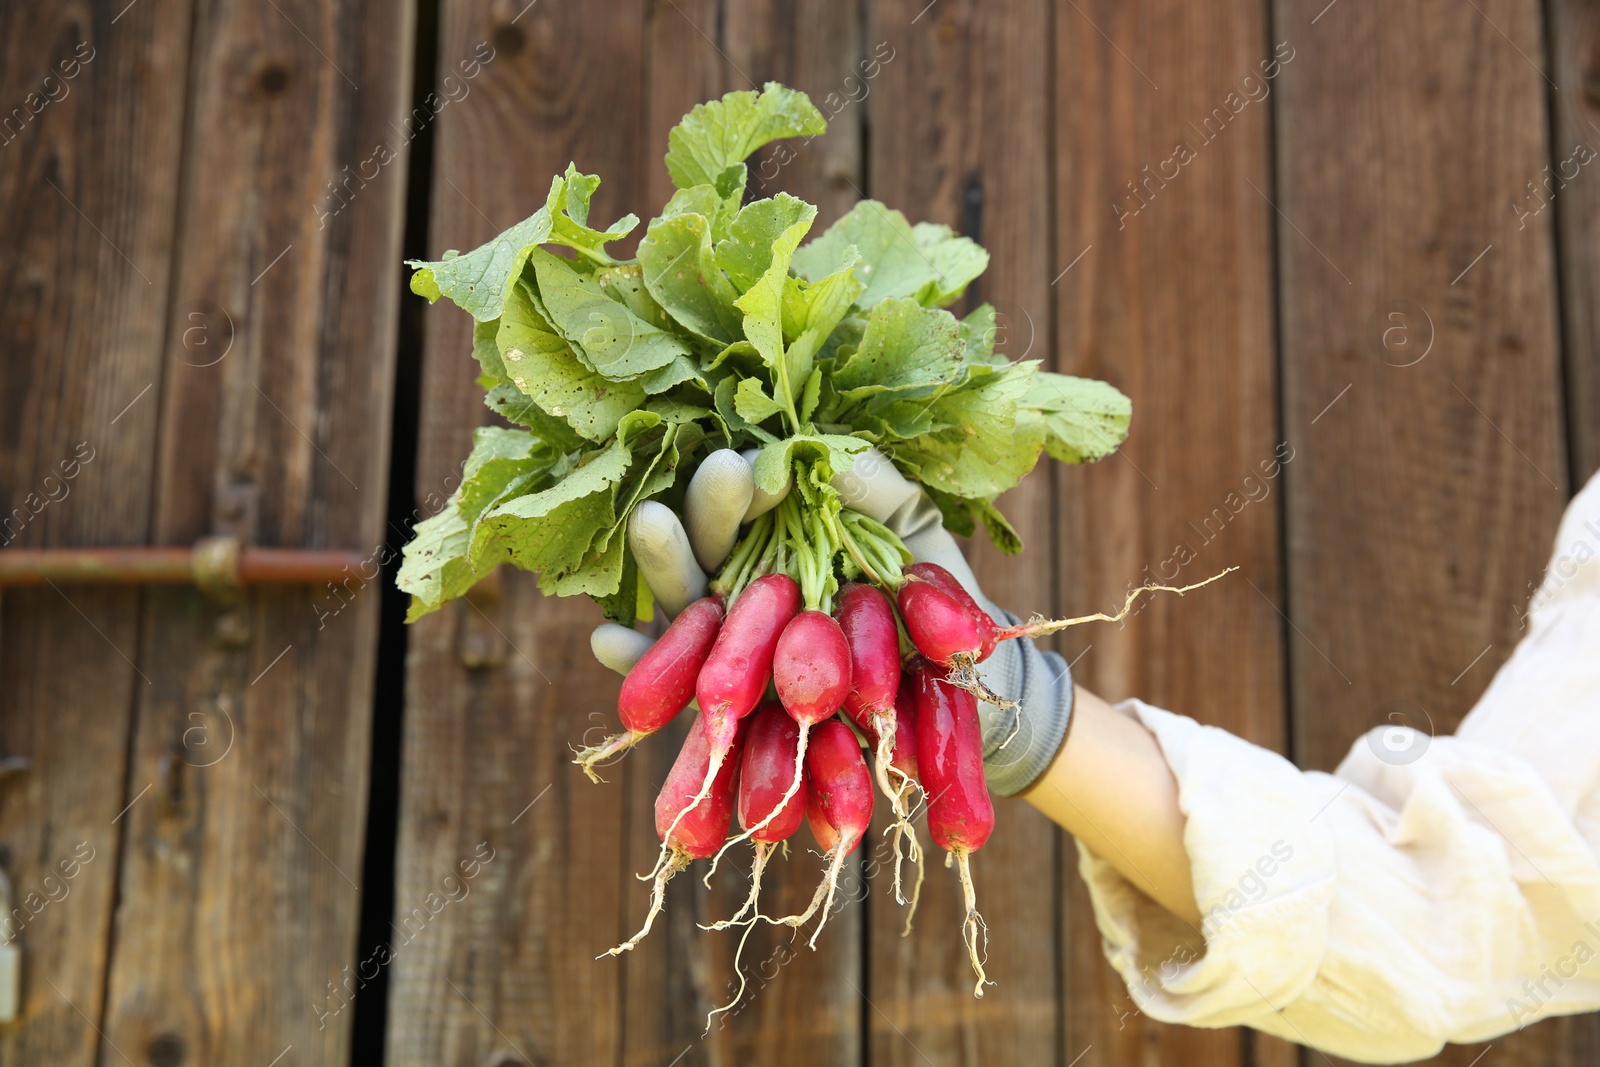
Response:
[[578, 476, 1232, 1014], [586, 557, 1009, 1000]]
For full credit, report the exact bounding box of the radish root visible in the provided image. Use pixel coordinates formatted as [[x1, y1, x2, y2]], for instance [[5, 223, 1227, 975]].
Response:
[[605, 850, 689, 957], [775, 844, 851, 948], [943, 653, 1018, 724], [902, 831, 926, 937], [704, 915, 762, 1032], [868, 713, 921, 907], [571, 730, 641, 783], [890, 781, 927, 933], [998, 568, 1238, 642], [702, 842, 773, 931], [956, 852, 992, 998], [944, 569, 1238, 744], [702, 725, 810, 885]]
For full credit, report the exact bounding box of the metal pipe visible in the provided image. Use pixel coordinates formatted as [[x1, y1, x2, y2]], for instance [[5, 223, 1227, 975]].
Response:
[[0, 540, 369, 587]]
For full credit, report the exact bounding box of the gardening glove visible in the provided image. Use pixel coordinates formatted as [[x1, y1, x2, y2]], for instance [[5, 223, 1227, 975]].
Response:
[[589, 448, 1073, 797], [827, 449, 1074, 798]]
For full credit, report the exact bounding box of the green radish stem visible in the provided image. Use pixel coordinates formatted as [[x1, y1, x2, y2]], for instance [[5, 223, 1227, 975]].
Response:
[[713, 511, 773, 600], [840, 511, 909, 586]]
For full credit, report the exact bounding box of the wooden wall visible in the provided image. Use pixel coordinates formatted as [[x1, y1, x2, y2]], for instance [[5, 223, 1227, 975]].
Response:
[[0, 0, 1593, 1065]]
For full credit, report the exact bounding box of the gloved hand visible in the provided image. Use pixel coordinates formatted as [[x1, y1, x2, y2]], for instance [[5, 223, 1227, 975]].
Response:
[[589, 448, 1074, 797]]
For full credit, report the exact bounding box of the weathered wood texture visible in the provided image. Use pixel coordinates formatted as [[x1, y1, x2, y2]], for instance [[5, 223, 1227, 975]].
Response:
[[1550, 0, 1600, 485], [0, 4, 192, 1066], [1052, 0, 1292, 1063], [387, 3, 645, 1065], [1273, 0, 1579, 1065], [94, 0, 411, 1065]]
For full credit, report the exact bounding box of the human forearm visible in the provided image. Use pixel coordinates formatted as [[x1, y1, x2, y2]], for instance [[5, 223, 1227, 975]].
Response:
[[1020, 685, 1201, 926]]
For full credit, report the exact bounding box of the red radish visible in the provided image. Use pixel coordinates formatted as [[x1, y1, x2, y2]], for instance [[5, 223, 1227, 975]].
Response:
[[605, 715, 745, 956], [720, 608, 851, 856], [739, 707, 810, 842], [776, 717, 874, 947], [774, 610, 853, 720], [837, 590, 923, 912], [698, 574, 802, 737], [837, 583, 907, 808], [704, 703, 808, 931], [905, 563, 1000, 660], [839, 584, 901, 723], [913, 663, 996, 996], [897, 576, 1017, 715], [897, 578, 986, 669], [574, 595, 725, 781], [660, 573, 800, 849]]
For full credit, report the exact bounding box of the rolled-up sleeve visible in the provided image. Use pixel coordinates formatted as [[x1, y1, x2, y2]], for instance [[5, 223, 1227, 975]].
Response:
[[1078, 473, 1600, 1064]]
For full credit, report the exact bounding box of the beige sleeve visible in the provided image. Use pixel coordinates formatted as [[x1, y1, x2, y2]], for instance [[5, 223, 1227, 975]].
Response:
[[1077, 472, 1600, 1064]]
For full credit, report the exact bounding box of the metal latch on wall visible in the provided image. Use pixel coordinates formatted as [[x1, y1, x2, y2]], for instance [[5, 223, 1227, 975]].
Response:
[[0, 537, 368, 593]]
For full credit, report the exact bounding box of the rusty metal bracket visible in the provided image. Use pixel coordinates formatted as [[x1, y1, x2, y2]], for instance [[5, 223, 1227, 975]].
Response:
[[0, 537, 368, 589]]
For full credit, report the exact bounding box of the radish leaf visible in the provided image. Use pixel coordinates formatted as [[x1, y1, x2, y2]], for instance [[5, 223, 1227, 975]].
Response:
[[1022, 372, 1132, 464], [733, 201, 816, 427], [665, 82, 826, 191], [719, 193, 815, 292], [888, 363, 1043, 498], [832, 297, 964, 401], [544, 165, 637, 265], [408, 207, 551, 322], [402, 84, 1132, 618], [638, 212, 744, 345], [792, 200, 987, 309], [530, 249, 691, 381], [734, 377, 784, 423], [497, 281, 646, 440]]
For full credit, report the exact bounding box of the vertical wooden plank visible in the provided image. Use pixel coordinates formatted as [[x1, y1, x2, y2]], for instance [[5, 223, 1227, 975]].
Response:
[[95, 1, 413, 1065], [723, 1, 865, 230], [0, 2, 191, 1063], [1053, 0, 1285, 1063], [864, 2, 1062, 1064], [1275, 0, 1576, 1064], [387, 3, 644, 1065], [643, 6, 870, 1066], [1549, 1, 1600, 485]]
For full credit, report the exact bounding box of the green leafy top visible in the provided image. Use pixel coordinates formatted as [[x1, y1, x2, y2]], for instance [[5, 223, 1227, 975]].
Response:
[[398, 84, 1130, 624], [665, 83, 827, 190]]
